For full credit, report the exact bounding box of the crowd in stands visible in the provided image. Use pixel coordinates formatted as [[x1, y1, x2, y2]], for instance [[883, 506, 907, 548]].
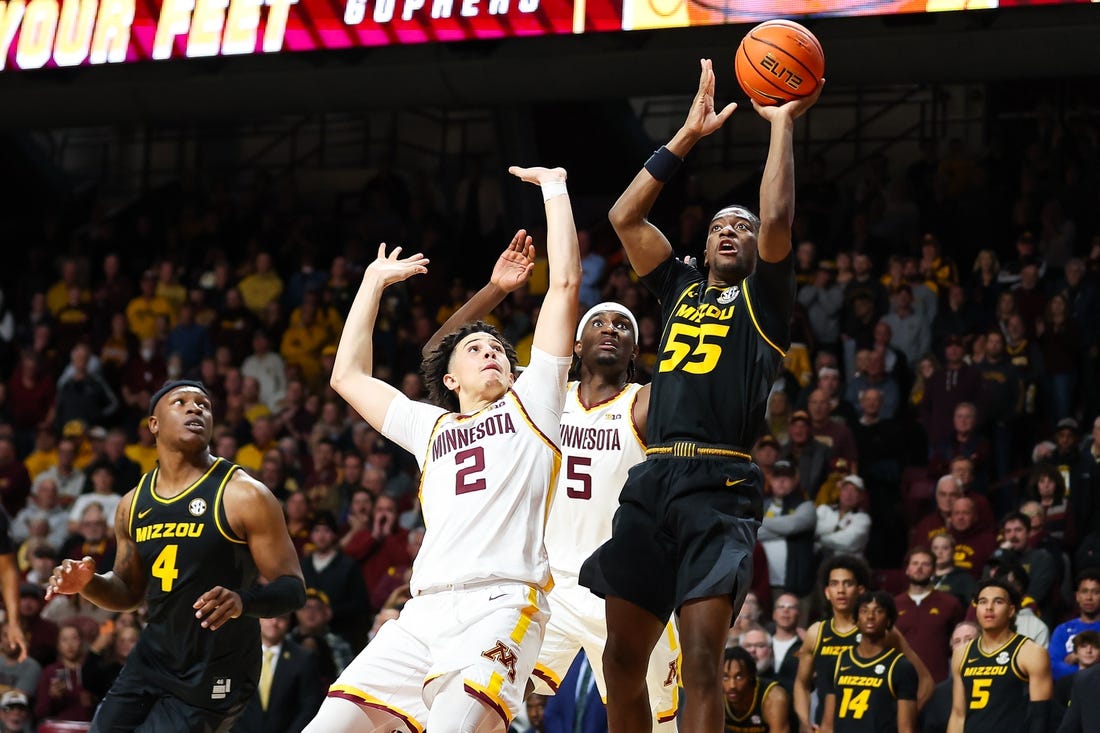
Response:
[[0, 100, 1099, 731]]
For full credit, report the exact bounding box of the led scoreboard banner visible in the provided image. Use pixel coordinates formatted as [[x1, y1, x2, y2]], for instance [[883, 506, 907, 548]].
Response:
[[0, 0, 1093, 72]]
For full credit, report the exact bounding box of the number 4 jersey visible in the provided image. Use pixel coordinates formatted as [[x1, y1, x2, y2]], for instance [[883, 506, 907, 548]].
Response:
[[382, 346, 572, 595], [126, 457, 261, 704]]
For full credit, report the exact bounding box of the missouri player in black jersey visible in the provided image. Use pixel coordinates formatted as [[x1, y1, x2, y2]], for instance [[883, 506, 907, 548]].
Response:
[[795, 556, 931, 733], [46, 380, 305, 732], [820, 592, 917, 733], [578, 58, 821, 732], [724, 645, 790, 732], [948, 578, 1052, 733]]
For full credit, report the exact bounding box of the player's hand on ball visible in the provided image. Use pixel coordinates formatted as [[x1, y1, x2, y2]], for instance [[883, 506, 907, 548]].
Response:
[[193, 586, 243, 631], [364, 244, 429, 287], [508, 166, 567, 186], [752, 78, 825, 121], [45, 556, 96, 600], [491, 230, 536, 293], [684, 58, 737, 140]]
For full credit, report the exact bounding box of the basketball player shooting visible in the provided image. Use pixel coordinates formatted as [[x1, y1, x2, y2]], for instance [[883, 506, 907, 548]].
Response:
[[578, 58, 822, 732]]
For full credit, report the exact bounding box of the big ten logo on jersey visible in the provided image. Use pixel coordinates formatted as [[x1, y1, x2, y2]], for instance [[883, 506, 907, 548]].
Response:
[[481, 640, 518, 683]]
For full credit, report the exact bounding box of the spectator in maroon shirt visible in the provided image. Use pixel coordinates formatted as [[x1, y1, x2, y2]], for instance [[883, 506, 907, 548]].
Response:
[[341, 494, 409, 613], [18, 583, 59, 669], [910, 474, 961, 550], [894, 547, 963, 683], [919, 335, 981, 448], [929, 402, 992, 484], [0, 438, 29, 519], [7, 351, 55, 452], [35, 623, 95, 722], [948, 496, 997, 578], [119, 337, 167, 424], [807, 388, 859, 474]]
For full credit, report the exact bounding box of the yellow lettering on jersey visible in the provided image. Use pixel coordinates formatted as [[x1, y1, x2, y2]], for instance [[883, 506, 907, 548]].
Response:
[[837, 675, 884, 688], [963, 665, 1007, 677], [674, 303, 735, 323], [135, 522, 204, 543], [820, 645, 848, 656]]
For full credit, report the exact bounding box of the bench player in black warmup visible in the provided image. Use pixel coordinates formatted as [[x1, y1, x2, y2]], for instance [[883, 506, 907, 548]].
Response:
[[723, 645, 790, 732], [947, 578, 1052, 733], [819, 592, 917, 733], [47, 380, 306, 732], [579, 58, 822, 732]]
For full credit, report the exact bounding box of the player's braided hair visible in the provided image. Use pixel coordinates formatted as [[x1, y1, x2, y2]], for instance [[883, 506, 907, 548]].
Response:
[[421, 321, 518, 413], [854, 591, 898, 628], [723, 645, 758, 682]]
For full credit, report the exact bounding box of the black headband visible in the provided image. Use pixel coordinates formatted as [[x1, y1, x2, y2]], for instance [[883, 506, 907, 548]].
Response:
[[149, 380, 211, 416]]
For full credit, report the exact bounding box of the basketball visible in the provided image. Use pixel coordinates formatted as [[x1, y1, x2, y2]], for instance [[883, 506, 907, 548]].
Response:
[[735, 19, 825, 107]]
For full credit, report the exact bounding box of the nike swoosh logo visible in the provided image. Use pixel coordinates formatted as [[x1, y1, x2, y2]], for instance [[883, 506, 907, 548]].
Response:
[[489, 593, 506, 601], [967, 658, 978, 663], [138, 508, 153, 519], [725, 478, 746, 487]]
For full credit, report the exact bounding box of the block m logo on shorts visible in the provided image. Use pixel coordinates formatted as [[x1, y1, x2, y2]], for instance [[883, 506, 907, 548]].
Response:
[[481, 640, 518, 683], [664, 660, 679, 687]]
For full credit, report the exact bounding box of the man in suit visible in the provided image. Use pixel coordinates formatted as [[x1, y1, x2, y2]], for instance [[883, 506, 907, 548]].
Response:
[[543, 650, 608, 733], [1058, 663, 1100, 732], [235, 614, 324, 733]]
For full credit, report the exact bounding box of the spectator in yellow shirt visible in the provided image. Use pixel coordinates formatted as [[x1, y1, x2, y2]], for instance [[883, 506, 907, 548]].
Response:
[[238, 252, 284, 315], [154, 260, 187, 319], [23, 429, 58, 480], [235, 415, 277, 475], [125, 271, 175, 340], [124, 418, 158, 474], [281, 298, 331, 384], [46, 258, 90, 315]]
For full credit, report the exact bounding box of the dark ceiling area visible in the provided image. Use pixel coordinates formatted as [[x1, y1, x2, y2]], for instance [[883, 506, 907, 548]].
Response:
[[1, 3, 1099, 127]]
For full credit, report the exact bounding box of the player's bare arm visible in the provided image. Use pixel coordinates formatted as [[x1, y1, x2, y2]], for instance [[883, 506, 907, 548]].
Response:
[[1020, 639, 1053, 732], [898, 697, 918, 733], [946, 644, 967, 733], [509, 165, 581, 358], [193, 471, 306, 631], [609, 58, 736, 277], [421, 231, 536, 356], [795, 620, 821, 732], [818, 693, 836, 733], [764, 684, 792, 733], [331, 244, 430, 428], [46, 488, 147, 611], [751, 79, 823, 264], [631, 383, 651, 439], [0, 554, 26, 661], [887, 628, 934, 708]]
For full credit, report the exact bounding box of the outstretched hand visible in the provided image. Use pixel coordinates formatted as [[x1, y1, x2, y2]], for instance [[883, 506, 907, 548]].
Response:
[[45, 556, 97, 600], [490, 230, 536, 293], [683, 58, 738, 139], [508, 166, 567, 186], [752, 78, 825, 122], [364, 244, 429, 287]]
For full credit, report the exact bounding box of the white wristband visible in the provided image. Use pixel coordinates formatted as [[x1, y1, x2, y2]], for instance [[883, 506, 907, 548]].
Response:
[[541, 180, 568, 202]]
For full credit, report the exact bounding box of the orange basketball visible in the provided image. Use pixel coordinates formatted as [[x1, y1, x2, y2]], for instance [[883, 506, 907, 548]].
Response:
[[735, 19, 824, 107]]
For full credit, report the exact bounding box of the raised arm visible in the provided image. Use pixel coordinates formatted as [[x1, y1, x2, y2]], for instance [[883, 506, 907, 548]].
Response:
[[608, 58, 736, 277], [509, 166, 581, 358], [330, 244, 429, 428], [422, 231, 536, 357], [46, 489, 147, 611], [751, 79, 824, 263]]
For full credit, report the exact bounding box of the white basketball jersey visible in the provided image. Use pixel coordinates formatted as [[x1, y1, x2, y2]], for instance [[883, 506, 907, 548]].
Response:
[[410, 390, 561, 594], [545, 381, 646, 578]]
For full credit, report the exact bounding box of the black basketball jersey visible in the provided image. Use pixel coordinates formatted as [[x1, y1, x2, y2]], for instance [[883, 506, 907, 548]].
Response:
[[814, 618, 860, 703], [958, 633, 1029, 733], [725, 678, 779, 732], [126, 457, 261, 705], [640, 254, 795, 449], [828, 647, 918, 733]]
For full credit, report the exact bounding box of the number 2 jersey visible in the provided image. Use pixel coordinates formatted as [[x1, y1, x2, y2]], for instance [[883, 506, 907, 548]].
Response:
[[827, 646, 917, 732], [544, 381, 646, 578], [126, 457, 261, 704], [640, 254, 794, 450], [382, 347, 571, 594]]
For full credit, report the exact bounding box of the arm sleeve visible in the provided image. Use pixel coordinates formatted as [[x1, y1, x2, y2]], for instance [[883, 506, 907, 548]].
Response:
[[381, 396, 448, 469], [893, 656, 919, 701], [511, 347, 573, 440]]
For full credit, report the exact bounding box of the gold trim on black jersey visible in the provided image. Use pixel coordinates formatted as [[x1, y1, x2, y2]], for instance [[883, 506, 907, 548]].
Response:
[[148, 459, 223, 504], [742, 280, 786, 357], [213, 465, 245, 544]]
